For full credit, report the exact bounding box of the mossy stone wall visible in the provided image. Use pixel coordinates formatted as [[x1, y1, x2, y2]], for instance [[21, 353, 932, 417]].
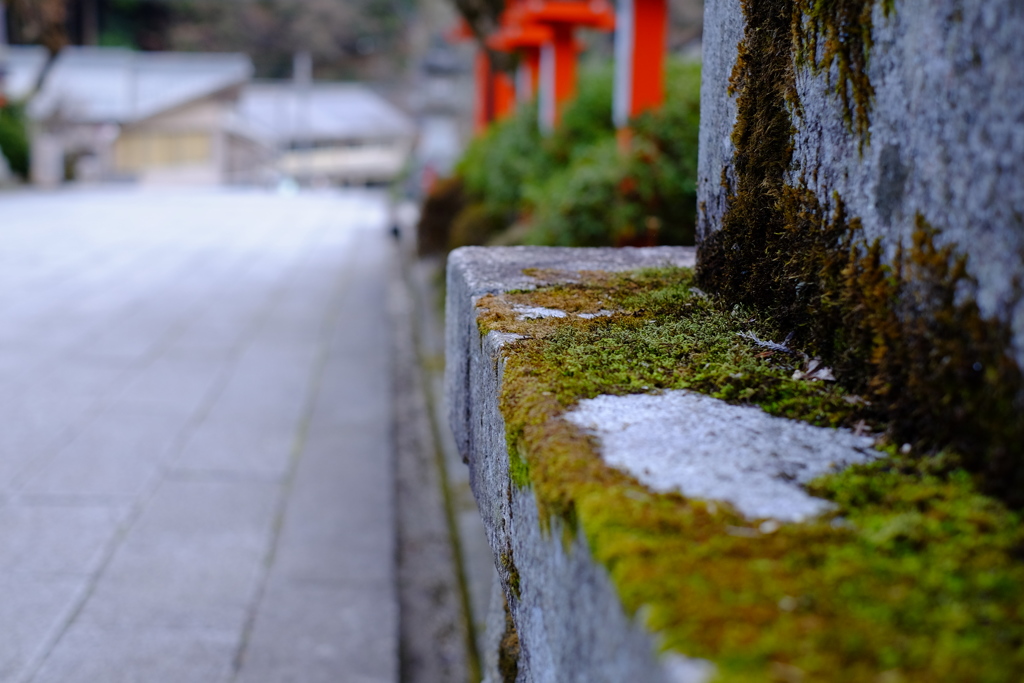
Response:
[[700, 0, 1024, 359], [697, 0, 1024, 502]]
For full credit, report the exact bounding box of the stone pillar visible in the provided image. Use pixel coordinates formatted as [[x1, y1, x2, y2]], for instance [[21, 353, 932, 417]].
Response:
[[696, 0, 1024, 502]]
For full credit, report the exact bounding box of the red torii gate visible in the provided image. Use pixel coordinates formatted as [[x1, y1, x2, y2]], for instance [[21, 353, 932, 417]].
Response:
[[453, 0, 667, 137], [487, 16, 552, 104], [506, 0, 614, 130]]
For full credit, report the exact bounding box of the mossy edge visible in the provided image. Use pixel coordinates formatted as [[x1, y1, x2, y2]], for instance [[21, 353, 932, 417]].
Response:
[[477, 267, 1024, 681]]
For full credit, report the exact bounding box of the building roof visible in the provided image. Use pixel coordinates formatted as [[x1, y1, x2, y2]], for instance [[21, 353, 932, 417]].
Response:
[[28, 48, 253, 123], [0, 45, 48, 101], [239, 82, 415, 145]]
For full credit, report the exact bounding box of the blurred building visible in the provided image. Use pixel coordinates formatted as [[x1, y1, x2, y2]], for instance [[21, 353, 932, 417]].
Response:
[[27, 47, 270, 186], [239, 80, 416, 187]]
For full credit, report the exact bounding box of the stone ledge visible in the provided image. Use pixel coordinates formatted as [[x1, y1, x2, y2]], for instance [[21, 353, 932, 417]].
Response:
[[444, 246, 891, 682]]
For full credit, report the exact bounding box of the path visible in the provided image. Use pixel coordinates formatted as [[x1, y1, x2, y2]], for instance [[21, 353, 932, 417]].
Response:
[[0, 188, 397, 683]]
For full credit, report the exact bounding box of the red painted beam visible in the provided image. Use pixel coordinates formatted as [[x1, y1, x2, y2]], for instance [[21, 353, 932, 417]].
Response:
[[513, 0, 615, 29]]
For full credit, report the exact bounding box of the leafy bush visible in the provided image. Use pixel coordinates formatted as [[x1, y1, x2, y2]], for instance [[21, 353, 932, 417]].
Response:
[[526, 59, 702, 246], [457, 103, 545, 218], [524, 138, 626, 246], [0, 103, 30, 179], [423, 58, 702, 250], [544, 62, 616, 165], [618, 59, 702, 244]]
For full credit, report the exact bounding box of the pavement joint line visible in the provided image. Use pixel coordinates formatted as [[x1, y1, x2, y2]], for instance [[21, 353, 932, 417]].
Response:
[[14, 210, 347, 683], [228, 224, 368, 680]]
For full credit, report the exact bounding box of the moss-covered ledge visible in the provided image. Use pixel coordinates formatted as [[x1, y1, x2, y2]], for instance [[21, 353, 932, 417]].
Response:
[[445, 246, 1024, 683]]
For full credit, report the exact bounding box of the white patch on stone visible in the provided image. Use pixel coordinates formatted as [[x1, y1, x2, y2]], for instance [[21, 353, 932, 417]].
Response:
[[513, 304, 567, 320], [485, 331, 525, 349], [577, 309, 615, 319], [564, 390, 882, 522]]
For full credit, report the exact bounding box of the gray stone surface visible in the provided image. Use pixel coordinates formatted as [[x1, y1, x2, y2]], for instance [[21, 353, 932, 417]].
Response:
[[0, 189, 398, 683], [446, 246, 697, 466], [565, 391, 882, 521], [446, 246, 708, 683], [698, 0, 1024, 363]]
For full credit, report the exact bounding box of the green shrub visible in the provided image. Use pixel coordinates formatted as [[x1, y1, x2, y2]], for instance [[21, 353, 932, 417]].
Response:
[[524, 138, 627, 246], [442, 58, 702, 249], [620, 59, 702, 245], [544, 62, 615, 166], [524, 60, 702, 246], [0, 103, 30, 179], [457, 103, 545, 218]]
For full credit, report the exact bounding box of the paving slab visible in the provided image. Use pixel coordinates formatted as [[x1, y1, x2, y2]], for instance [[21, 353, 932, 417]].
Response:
[[0, 189, 398, 683], [232, 226, 398, 682], [0, 577, 87, 682], [235, 581, 398, 683]]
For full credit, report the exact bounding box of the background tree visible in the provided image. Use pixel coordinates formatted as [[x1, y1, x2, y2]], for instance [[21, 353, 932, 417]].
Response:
[[6, 0, 69, 54]]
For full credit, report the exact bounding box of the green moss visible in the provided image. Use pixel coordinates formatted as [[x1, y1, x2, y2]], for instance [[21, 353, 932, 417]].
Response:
[[499, 551, 522, 599], [477, 268, 1024, 681], [498, 596, 521, 683]]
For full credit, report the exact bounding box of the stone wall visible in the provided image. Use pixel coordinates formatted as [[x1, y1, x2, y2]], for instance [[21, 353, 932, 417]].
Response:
[[698, 0, 1024, 363], [445, 247, 711, 683]]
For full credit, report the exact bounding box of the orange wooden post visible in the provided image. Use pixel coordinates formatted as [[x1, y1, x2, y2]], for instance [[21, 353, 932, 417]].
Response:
[[448, 20, 502, 132], [473, 50, 494, 132], [452, 18, 523, 129], [493, 68, 517, 120], [613, 0, 668, 130]]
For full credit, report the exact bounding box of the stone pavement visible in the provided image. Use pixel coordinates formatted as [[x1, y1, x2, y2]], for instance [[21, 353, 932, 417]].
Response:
[[0, 188, 397, 683]]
